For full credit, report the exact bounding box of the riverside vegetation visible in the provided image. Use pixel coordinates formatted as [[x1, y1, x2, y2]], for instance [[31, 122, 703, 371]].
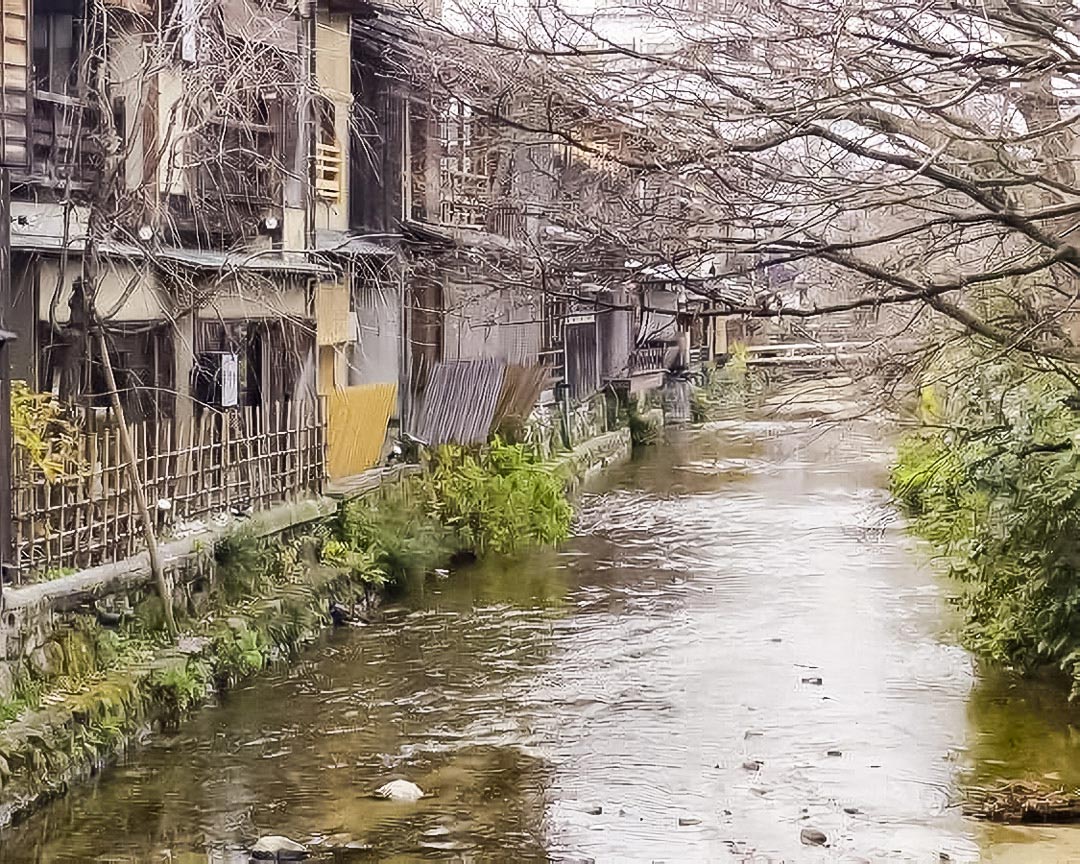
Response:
[[891, 345, 1080, 697], [0, 439, 575, 822], [691, 344, 758, 423]]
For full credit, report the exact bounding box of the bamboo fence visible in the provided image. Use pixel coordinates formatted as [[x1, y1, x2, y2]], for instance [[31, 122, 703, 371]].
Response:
[[10, 400, 325, 582]]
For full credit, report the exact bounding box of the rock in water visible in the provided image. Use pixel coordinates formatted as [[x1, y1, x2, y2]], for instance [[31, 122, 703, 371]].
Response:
[[250, 835, 309, 860], [374, 779, 425, 802], [329, 602, 353, 626], [800, 828, 828, 847]]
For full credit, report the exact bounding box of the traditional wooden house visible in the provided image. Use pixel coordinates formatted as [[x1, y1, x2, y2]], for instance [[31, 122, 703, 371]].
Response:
[[349, 9, 560, 445], [0, 0, 340, 578]]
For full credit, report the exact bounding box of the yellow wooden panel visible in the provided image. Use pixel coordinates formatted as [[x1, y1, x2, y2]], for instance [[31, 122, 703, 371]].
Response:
[[317, 344, 336, 396], [325, 383, 397, 479], [316, 281, 350, 345]]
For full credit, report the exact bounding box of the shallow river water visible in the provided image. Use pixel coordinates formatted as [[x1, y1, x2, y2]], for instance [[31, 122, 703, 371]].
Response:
[[5, 418, 1080, 862]]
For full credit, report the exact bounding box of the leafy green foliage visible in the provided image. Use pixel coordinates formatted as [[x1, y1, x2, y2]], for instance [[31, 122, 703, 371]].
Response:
[[10, 381, 83, 481], [325, 439, 572, 587], [691, 344, 759, 422], [892, 346, 1080, 695], [148, 660, 209, 727], [211, 626, 267, 687], [335, 489, 447, 583], [214, 529, 272, 602], [424, 439, 573, 555], [320, 537, 389, 586]]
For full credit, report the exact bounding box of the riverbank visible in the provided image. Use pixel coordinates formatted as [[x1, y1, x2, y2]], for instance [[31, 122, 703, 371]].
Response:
[[0, 415, 1025, 863], [0, 428, 630, 828]]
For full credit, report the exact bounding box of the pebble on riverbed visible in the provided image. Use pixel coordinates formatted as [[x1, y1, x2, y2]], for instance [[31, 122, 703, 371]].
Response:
[[250, 835, 308, 861], [373, 779, 426, 801], [799, 828, 828, 846]]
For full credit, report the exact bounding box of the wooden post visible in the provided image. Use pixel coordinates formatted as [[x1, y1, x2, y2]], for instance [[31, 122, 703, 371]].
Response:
[[94, 326, 177, 638]]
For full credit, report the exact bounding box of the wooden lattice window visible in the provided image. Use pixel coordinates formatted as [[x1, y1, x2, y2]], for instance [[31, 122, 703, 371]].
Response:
[[0, 0, 30, 168], [314, 95, 341, 202]]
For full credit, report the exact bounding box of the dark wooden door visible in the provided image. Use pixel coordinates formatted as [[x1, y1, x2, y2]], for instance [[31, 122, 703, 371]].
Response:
[[565, 315, 599, 401]]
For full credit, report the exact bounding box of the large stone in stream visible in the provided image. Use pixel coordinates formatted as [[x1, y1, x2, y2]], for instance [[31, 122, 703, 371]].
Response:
[[800, 828, 828, 846], [374, 779, 425, 801], [250, 835, 308, 860]]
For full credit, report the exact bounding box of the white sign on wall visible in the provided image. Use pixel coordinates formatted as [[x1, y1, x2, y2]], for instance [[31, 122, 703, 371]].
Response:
[[220, 353, 239, 408]]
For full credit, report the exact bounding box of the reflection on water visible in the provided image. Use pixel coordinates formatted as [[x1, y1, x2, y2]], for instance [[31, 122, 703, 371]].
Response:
[[6, 419, 1080, 861]]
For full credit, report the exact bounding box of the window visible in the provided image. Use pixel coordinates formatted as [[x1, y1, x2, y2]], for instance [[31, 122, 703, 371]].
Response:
[[438, 98, 493, 227], [406, 96, 431, 220], [32, 0, 81, 95]]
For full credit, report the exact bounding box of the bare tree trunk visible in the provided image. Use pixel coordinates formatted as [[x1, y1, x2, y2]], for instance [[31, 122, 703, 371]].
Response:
[[94, 327, 178, 639]]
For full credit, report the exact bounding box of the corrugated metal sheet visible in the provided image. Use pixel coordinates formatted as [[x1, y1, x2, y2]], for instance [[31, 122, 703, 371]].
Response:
[[412, 359, 505, 445], [315, 229, 396, 258], [326, 383, 397, 479], [492, 364, 549, 432]]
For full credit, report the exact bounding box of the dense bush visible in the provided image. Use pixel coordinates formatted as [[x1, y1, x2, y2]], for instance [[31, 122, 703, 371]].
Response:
[[425, 439, 572, 555], [892, 346, 1080, 694], [329, 438, 572, 585], [691, 344, 757, 422]]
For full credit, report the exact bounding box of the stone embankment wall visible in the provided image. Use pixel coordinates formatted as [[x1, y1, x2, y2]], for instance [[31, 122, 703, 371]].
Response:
[[0, 433, 629, 827]]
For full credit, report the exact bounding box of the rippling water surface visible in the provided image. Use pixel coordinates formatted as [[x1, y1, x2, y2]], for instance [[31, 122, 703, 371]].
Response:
[[7, 418, 1080, 862]]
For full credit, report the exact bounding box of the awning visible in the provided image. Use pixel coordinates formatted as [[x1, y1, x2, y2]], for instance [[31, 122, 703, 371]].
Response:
[[315, 229, 396, 258], [154, 247, 331, 276], [11, 230, 331, 277]]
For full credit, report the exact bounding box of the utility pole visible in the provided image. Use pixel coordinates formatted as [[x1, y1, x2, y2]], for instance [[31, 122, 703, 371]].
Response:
[[299, 0, 316, 254], [0, 169, 14, 596]]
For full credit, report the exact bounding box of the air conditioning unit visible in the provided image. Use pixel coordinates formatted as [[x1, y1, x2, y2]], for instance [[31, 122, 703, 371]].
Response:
[[193, 352, 239, 408]]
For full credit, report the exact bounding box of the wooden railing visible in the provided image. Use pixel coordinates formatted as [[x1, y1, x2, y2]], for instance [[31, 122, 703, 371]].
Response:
[[629, 344, 667, 375], [744, 341, 871, 366], [9, 401, 325, 583], [315, 141, 342, 202]]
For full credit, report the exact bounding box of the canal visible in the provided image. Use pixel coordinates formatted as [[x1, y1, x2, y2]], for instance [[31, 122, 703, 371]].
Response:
[[5, 416, 1080, 862]]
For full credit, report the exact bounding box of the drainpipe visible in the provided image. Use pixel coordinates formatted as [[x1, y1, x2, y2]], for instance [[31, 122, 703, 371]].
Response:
[[398, 262, 410, 435]]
